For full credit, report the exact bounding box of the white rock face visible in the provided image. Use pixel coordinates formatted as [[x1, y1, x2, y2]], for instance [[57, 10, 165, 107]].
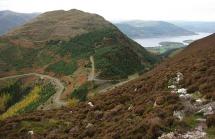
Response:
[[168, 85, 176, 89], [198, 106, 214, 116], [28, 131, 34, 135], [177, 88, 187, 94], [158, 132, 175, 139], [180, 130, 206, 139], [176, 72, 184, 83], [88, 102, 94, 107], [173, 110, 184, 121], [128, 105, 133, 110], [86, 123, 93, 128], [179, 94, 192, 99]]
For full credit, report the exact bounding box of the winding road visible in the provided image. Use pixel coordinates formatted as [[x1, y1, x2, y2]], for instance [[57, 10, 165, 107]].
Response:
[[0, 73, 66, 109]]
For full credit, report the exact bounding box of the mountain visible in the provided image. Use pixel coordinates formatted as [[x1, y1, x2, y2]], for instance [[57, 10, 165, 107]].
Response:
[[172, 21, 215, 33], [0, 31, 214, 138], [115, 20, 196, 39], [0, 10, 38, 35], [0, 9, 159, 80], [5, 9, 114, 41]]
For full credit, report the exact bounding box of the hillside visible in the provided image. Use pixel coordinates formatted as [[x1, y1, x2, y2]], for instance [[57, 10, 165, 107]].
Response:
[[115, 20, 196, 39], [0, 9, 159, 121], [5, 9, 113, 41], [172, 21, 215, 33], [0, 10, 38, 35], [0, 9, 159, 79], [0, 32, 214, 138]]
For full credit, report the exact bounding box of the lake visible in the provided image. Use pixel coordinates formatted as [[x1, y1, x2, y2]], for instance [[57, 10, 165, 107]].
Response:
[[134, 32, 212, 47]]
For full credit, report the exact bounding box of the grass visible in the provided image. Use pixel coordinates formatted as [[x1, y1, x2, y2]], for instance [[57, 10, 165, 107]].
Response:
[[20, 119, 61, 134], [182, 114, 200, 128], [46, 60, 77, 75], [35, 51, 54, 66], [0, 45, 37, 69]]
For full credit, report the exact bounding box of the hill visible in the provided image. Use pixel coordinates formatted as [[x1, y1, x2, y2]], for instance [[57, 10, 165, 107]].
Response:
[[172, 21, 215, 33], [0, 9, 159, 79], [5, 9, 114, 42], [0, 9, 159, 120], [115, 20, 196, 39], [0, 10, 38, 35], [0, 32, 214, 138]]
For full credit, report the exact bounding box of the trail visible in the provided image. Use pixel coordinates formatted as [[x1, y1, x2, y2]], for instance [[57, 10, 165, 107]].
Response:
[[88, 56, 95, 81], [0, 73, 66, 109]]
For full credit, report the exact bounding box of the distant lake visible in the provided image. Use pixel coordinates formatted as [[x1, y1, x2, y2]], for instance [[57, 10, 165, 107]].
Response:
[[134, 32, 212, 47]]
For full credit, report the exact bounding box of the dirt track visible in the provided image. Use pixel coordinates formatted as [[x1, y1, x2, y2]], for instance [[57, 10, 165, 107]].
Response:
[[0, 73, 66, 109]]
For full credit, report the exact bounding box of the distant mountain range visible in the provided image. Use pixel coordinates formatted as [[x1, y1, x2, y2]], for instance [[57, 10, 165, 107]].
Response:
[[115, 20, 196, 39], [0, 10, 39, 35], [171, 21, 215, 33]]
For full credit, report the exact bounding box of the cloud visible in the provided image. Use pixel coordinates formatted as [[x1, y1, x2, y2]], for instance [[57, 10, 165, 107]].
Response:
[[0, 0, 215, 21]]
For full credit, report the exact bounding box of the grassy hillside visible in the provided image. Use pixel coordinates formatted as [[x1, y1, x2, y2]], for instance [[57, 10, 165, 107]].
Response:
[[0, 34, 214, 138], [0, 10, 159, 80]]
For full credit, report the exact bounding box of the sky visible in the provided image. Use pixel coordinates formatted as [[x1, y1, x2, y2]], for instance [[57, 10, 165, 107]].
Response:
[[0, 0, 215, 21]]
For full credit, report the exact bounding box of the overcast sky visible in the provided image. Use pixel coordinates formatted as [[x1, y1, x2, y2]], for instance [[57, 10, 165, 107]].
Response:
[[0, 0, 215, 21]]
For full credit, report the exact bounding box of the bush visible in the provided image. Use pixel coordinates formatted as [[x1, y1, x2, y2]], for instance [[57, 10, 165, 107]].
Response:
[[71, 84, 89, 101]]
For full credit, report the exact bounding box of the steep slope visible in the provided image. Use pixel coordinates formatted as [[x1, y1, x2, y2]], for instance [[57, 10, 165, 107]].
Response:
[[115, 20, 196, 39], [0, 35, 214, 138], [172, 21, 215, 33], [0, 10, 38, 35], [0, 9, 159, 80]]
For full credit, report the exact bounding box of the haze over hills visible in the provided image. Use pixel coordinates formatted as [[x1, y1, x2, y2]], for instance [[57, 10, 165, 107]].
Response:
[[0, 10, 38, 35], [0, 32, 214, 138], [115, 20, 196, 39], [172, 21, 215, 33]]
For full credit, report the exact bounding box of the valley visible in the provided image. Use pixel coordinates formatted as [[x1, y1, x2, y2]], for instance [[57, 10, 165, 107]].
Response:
[[0, 5, 214, 139]]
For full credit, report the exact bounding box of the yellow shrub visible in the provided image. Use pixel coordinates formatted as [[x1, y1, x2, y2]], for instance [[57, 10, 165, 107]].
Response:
[[0, 86, 41, 120], [67, 98, 79, 107]]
